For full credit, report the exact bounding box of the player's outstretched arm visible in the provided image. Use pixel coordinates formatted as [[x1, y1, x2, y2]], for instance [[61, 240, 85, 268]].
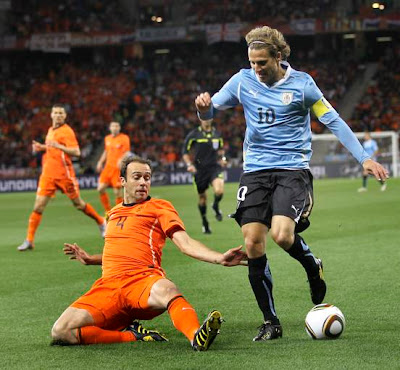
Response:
[[221, 245, 248, 266], [63, 243, 102, 265], [362, 159, 389, 181], [171, 230, 247, 266]]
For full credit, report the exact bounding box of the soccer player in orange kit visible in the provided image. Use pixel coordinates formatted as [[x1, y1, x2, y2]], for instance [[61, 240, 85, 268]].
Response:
[[96, 121, 131, 211], [52, 156, 247, 351], [17, 104, 106, 251]]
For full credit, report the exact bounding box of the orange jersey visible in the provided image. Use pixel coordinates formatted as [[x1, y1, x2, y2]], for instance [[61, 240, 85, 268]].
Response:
[[104, 133, 130, 169], [102, 198, 185, 278], [42, 124, 79, 179]]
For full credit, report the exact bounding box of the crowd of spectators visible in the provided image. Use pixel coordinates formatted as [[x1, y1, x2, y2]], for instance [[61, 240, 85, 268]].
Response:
[[1, 60, 138, 174], [5, 0, 400, 39], [8, 0, 133, 37], [185, 0, 335, 25], [2, 2, 399, 180], [1, 42, 363, 177], [349, 45, 400, 133], [6, 0, 341, 37]]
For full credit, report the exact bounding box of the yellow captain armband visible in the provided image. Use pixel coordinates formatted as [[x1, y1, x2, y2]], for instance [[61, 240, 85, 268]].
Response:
[[311, 97, 333, 119]]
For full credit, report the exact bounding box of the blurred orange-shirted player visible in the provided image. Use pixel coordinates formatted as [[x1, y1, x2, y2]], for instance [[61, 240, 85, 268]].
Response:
[[17, 104, 106, 251], [52, 156, 248, 351], [96, 121, 131, 211]]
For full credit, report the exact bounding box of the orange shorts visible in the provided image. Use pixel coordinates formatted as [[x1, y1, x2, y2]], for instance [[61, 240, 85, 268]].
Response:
[[99, 167, 121, 188], [37, 175, 80, 199], [71, 269, 166, 330]]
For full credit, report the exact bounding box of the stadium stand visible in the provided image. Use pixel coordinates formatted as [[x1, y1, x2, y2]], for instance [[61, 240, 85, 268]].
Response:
[[8, 0, 133, 36], [1, 46, 361, 175], [1, 0, 399, 178], [349, 44, 400, 132], [185, 0, 335, 24]]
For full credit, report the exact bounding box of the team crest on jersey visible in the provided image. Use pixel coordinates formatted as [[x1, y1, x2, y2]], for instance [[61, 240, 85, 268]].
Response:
[[281, 92, 293, 105], [212, 140, 219, 150]]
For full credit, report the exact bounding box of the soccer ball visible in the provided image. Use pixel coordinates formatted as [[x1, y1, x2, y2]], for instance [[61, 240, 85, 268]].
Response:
[[305, 304, 345, 339]]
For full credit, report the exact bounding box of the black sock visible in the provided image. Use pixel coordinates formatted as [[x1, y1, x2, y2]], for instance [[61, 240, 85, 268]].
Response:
[[213, 194, 223, 210], [362, 176, 367, 187], [198, 204, 207, 222], [248, 255, 280, 325], [286, 234, 319, 278]]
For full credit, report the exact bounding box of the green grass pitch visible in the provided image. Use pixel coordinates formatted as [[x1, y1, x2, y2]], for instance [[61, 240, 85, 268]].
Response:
[[1, 178, 399, 369]]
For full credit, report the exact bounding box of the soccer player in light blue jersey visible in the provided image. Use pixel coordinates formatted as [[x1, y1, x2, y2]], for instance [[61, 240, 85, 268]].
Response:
[[195, 26, 389, 341], [358, 132, 386, 192]]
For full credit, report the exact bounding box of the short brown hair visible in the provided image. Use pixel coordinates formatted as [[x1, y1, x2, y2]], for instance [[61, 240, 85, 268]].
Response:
[[120, 156, 152, 179], [52, 103, 66, 110], [245, 26, 291, 60]]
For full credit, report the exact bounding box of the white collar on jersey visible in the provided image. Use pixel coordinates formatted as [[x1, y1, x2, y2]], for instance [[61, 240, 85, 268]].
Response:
[[253, 60, 292, 88]]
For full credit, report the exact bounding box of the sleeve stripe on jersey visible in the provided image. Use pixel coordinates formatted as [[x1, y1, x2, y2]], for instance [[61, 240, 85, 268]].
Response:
[[237, 82, 242, 104], [311, 97, 333, 119], [186, 138, 195, 151]]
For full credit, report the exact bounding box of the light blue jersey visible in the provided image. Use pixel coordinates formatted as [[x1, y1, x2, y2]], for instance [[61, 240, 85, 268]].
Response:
[[363, 139, 378, 161], [199, 61, 370, 172]]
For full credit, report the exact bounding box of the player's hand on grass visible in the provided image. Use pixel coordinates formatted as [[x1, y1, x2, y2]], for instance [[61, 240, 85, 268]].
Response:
[[195, 92, 212, 114], [362, 159, 389, 182], [221, 245, 248, 267], [63, 243, 93, 265]]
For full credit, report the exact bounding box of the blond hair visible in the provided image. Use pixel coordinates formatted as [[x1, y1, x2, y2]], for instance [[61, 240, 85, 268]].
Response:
[[245, 26, 291, 60]]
